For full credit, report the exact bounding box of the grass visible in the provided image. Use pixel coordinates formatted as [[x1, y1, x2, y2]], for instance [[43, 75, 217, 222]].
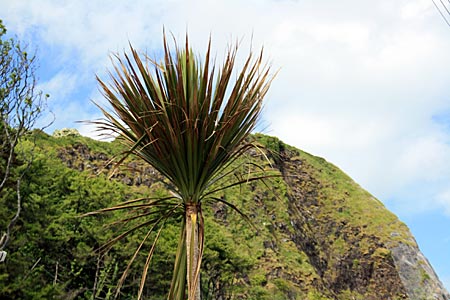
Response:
[[294, 148, 410, 247]]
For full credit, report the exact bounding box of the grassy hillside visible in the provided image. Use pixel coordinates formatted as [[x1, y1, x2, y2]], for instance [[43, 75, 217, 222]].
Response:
[[0, 130, 428, 299]]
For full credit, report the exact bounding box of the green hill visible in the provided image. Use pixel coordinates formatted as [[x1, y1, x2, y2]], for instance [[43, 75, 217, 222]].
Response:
[[0, 130, 448, 300]]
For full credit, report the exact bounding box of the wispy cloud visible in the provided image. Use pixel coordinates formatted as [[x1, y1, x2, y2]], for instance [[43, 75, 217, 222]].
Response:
[[4, 0, 450, 214]]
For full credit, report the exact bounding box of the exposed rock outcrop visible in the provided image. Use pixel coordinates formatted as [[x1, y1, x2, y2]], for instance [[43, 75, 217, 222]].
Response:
[[391, 241, 450, 300]]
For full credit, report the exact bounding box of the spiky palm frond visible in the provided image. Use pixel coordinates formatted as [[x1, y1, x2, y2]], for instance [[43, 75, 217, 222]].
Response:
[[93, 34, 274, 300], [97, 37, 272, 204]]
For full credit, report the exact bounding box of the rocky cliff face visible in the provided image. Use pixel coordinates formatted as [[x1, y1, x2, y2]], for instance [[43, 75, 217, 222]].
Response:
[[391, 242, 449, 300], [271, 138, 450, 300], [55, 133, 450, 299]]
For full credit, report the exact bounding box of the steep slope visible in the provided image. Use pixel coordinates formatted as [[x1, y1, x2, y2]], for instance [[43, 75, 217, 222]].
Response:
[[1, 131, 448, 299], [261, 134, 450, 300]]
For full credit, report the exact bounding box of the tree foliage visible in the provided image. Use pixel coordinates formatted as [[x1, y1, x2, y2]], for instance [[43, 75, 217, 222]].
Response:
[[0, 132, 288, 300], [0, 19, 49, 253]]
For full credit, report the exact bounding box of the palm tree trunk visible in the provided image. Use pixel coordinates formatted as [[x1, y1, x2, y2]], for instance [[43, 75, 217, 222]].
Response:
[[186, 202, 202, 300]]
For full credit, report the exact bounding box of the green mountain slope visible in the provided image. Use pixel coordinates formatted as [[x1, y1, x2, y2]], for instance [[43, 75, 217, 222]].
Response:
[[0, 130, 448, 300]]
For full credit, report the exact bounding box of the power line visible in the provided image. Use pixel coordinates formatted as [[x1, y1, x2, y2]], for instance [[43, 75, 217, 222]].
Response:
[[432, 0, 450, 27]]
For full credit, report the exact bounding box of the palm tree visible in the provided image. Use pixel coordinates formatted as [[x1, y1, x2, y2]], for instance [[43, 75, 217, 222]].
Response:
[[90, 35, 274, 300]]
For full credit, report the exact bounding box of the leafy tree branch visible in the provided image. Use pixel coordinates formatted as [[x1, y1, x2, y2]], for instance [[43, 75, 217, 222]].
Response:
[[0, 19, 50, 252]]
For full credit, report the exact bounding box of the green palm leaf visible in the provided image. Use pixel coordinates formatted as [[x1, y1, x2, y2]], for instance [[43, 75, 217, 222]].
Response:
[[93, 34, 275, 300]]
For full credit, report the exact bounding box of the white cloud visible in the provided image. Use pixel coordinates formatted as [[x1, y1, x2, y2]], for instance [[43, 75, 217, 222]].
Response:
[[438, 189, 450, 216], [3, 0, 450, 216], [401, 0, 434, 19], [37, 71, 79, 101]]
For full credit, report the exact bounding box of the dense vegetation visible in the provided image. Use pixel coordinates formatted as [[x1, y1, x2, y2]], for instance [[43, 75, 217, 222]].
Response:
[[0, 130, 436, 300], [0, 131, 291, 299]]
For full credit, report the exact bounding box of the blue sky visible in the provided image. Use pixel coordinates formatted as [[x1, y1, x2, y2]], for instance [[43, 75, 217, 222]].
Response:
[[2, 0, 450, 291]]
